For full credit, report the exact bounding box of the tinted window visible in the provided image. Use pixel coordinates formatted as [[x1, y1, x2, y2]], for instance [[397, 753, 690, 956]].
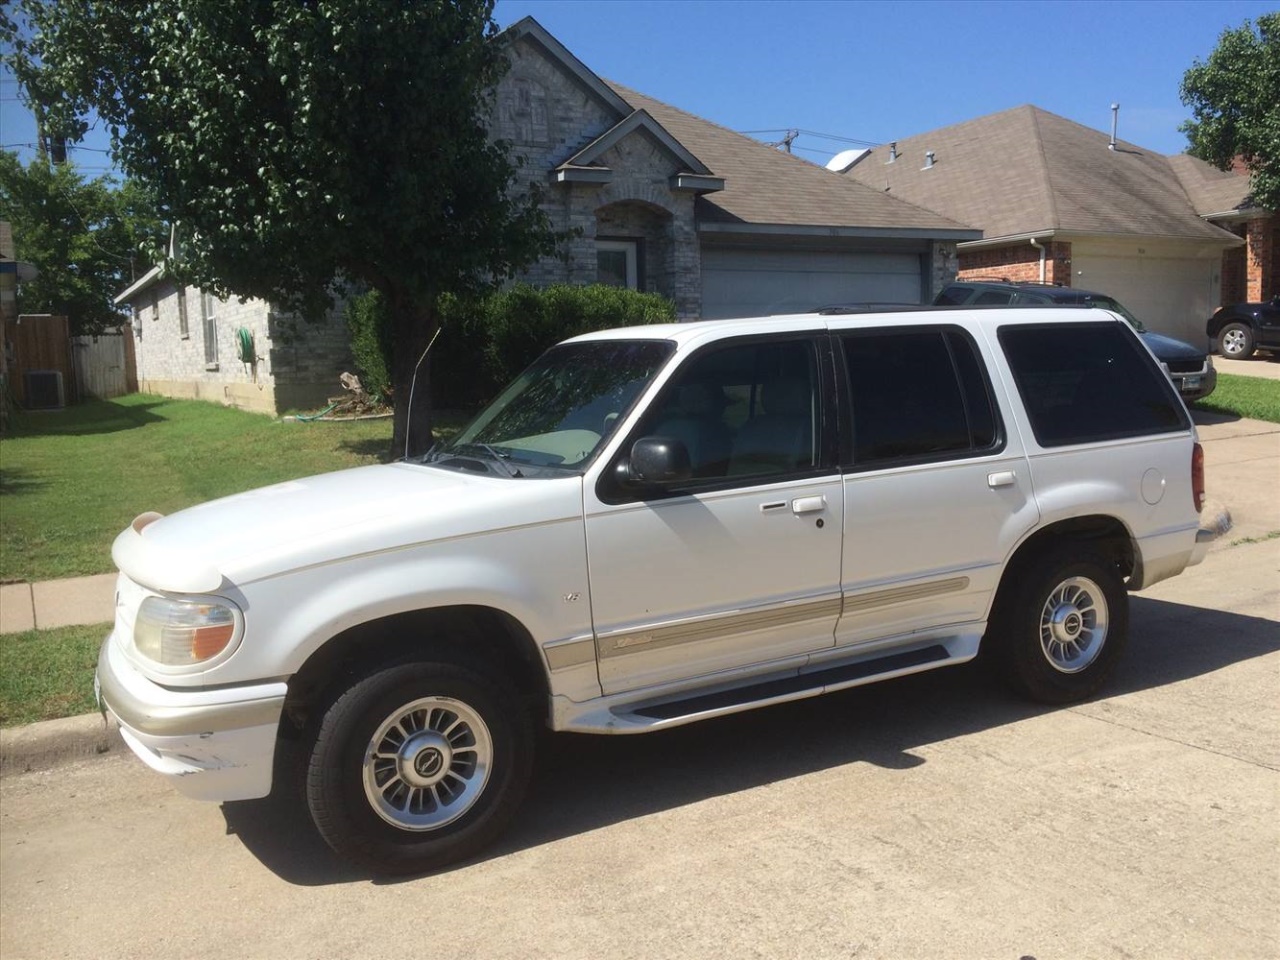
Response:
[[973, 290, 1015, 305], [934, 285, 973, 306], [999, 323, 1189, 447], [842, 328, 1002, 467], [639, 338, 821, 480]]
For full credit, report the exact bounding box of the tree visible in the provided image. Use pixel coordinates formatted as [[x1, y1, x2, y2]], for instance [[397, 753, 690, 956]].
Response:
[[9, 0, 557, 455], [0, 154, 162, 333], [1180, 13, 1280, 212]]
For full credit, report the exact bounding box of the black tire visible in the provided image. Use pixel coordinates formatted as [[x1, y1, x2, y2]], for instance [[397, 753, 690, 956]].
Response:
[[1217, 321, 1256, 359], [306, 659, 534, 875], [987, 548, 1128, 704]]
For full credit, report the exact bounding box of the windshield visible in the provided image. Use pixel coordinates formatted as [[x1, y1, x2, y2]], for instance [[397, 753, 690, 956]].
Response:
[[425, 339, 674, 475], [1085, 295, 1146, 332]]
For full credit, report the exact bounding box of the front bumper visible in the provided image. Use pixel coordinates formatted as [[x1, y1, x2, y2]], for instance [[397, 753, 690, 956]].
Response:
[[1170, 365, 1217, 402], [96, 636, 287, 801]]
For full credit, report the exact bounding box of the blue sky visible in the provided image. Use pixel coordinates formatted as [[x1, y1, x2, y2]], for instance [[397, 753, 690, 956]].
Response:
[[2, 0, 1273, 177]]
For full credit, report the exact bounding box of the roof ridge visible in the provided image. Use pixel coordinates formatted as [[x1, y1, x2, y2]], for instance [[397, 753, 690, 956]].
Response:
[[1026, 106, 1060, 231]]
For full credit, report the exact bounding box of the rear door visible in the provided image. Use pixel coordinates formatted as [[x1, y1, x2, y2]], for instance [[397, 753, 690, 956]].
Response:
[[834, 324, 1039, 645]]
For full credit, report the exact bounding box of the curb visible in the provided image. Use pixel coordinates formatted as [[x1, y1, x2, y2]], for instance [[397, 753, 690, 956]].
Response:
[[0, 712, 126, 778]]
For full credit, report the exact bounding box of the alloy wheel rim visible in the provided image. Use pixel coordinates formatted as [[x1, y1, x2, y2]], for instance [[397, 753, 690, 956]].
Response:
[[1039, 576, 1109, 674], [1222, 329, 1247, 356], [362, 696, 493, 832]]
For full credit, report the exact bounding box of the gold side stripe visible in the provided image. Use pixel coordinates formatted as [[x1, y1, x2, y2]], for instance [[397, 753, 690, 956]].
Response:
[[842, 576, 970, 614], [600, 596, 843, 659], [544, 637, 597, 672]]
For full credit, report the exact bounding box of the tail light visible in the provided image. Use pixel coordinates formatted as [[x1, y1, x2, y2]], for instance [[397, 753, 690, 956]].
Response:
[[1192, 443, 1205, 513]]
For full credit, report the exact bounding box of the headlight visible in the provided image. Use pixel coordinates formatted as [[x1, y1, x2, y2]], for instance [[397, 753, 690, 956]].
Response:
[[134, 596, 241, 666]]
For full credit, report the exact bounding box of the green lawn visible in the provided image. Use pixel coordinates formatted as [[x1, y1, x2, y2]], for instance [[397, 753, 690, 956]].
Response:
[[0, 622, 107, 726], [1195, 372, 1280, 423], [0, 394, 465, 583]]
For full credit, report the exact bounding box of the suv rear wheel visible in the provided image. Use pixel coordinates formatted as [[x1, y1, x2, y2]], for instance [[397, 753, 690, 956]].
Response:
[[306, 658, 535, 875], [989, 547, 1128, 704]]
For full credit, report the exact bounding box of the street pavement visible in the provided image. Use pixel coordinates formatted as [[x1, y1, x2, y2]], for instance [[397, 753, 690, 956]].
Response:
[[1, 517, 1277, 958]]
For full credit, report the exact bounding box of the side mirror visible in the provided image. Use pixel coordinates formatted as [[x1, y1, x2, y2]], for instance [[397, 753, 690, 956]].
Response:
[[624, 436, 692, 485]]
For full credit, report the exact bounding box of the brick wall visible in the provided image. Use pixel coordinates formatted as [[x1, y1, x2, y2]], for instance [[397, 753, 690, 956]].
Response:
[[1246, 216, 1275, 301], [129, 279, 350, 414], [958, 241, 1072, 285]]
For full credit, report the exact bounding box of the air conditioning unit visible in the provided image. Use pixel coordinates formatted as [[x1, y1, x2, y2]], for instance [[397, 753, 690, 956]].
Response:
[[25, 370, 65, 410]]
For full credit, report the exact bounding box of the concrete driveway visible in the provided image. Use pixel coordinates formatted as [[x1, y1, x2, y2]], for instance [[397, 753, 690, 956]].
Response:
[[2, 535, 1277, 959]]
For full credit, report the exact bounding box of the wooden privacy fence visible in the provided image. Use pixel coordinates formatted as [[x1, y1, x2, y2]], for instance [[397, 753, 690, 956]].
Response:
[[73, 329, 136, 399], [3, 314, 75, 409]]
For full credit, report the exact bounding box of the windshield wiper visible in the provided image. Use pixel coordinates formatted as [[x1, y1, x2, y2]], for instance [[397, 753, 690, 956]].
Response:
[[452, 442, 523, 478]]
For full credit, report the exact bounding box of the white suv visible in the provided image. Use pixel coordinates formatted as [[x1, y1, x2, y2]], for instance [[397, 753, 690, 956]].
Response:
[[97, 307, 1214, 874]]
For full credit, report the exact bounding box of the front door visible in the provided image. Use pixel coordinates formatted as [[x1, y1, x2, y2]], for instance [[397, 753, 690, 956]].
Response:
[[584, 334, 843, 696]]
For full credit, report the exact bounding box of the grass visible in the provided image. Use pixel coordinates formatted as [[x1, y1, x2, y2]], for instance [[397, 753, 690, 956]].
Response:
[[0, 622, 108, 726], [1194, 372, 1280, 423], [1, 394, 468, 583]]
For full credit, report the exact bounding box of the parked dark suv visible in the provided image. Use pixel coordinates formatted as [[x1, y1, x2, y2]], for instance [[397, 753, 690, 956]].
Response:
[[935, 280, 1217, 401], [1205, 296, 1280, 359]]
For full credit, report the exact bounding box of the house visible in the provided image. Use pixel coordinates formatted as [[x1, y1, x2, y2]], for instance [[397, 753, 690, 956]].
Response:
[[500, 17, 976, 319], [114, 269, 351, 415], [114, 16, 977, 415], [841, 105, 1268, 345]]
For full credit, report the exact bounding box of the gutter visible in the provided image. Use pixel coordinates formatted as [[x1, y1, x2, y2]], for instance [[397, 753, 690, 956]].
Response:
[[1029, 236, 1046, 282]]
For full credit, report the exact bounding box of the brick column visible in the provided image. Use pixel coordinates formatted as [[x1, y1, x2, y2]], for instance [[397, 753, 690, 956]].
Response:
[[1245, 218, 1273, 302]]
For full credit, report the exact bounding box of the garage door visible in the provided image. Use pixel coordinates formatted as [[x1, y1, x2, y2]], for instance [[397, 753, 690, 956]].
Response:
[[701, 248, 923, 320], [1070, 255, 1216, 345]]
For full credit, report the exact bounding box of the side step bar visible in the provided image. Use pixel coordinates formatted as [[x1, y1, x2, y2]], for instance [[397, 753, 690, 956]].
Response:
[[554, 641, 965, 735]]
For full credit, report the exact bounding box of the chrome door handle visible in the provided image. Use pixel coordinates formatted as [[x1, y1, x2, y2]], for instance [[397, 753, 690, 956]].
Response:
[[791, 495, 826, 514], [987, 471, 1016, 488]]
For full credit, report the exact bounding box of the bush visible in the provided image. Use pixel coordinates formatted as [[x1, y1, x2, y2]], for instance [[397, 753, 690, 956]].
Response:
[[344, 289, 393, 401], [433, 284, 676, 409]]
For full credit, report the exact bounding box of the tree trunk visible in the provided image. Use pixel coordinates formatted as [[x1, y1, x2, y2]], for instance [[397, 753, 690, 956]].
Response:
[[389, 295, 437, 459]]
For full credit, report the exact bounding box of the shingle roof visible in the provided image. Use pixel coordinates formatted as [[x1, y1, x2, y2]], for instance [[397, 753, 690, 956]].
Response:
[[1166, 153, 1255, 217], [605, 82, 976, 236], [843, 105, 1238, 243]]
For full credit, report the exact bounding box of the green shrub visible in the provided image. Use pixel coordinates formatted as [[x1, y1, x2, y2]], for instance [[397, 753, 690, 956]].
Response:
[[344, 289, 393, 401], [433, 284, 675, 408]]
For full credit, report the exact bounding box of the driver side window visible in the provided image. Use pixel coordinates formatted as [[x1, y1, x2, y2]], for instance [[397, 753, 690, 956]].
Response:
[[640, 338, 821, 481]]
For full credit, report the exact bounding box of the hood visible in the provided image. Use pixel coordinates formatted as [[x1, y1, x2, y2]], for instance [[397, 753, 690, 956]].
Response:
[[1140, 331, 1205, 362], [114, 463, 584, 592]]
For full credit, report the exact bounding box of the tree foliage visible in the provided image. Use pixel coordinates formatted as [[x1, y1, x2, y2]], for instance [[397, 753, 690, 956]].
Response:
[[1180, 12, 1280, 212], [0, 154, 162, 333], [10, 0, 557, 454]]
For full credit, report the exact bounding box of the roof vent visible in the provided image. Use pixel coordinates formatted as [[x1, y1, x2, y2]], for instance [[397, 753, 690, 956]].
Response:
[[887, 141, 898, 163], [923, 150, 936, 170], [1109, 103, 1119, 151]]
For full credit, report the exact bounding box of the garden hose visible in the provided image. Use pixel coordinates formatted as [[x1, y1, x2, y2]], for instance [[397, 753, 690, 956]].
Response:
[[235, 327, 255, 364]]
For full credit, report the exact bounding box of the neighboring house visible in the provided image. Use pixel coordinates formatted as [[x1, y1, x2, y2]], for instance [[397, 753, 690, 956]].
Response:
[[114, 269, 351, 415], [501, 17, 976, 319], [114, 16, 978, 415], [842, 105, 1267, 345]]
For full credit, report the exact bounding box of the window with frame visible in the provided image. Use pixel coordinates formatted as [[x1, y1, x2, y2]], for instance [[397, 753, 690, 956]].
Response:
[[201, 292, 219, 365], [177, 288, 189, 339], [842, 327, 1001, 468], [638, 337, 822, 481], [998, 322, 1188, 447], [596, 239, 639, 290]]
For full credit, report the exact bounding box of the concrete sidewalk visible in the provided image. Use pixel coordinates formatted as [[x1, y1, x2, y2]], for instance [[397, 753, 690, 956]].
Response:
[[0, 572, 117, 634], [1, 413, 1277, 637]]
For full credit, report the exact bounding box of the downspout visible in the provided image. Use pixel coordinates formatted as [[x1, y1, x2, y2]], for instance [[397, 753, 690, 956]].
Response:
[[1029, 237, 1046, 282]]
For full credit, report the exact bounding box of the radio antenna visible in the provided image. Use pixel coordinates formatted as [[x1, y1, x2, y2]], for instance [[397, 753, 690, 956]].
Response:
[[402, 324, 444, 460]]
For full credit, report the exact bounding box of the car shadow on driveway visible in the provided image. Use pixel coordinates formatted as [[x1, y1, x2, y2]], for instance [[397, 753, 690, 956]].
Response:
[[219, 596, 1279, 886]]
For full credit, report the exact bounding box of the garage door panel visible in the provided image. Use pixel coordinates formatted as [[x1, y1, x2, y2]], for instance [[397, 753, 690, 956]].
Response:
[[701, 248, 923, 320], [1071, 255, 1215, 345]]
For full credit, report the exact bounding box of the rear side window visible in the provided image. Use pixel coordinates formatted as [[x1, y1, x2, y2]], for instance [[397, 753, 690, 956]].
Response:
[[934, 285, 972, 306], [973, 290, 1015, 305], [999, 322, 1189, 447], [841, 327, 1002, 468]]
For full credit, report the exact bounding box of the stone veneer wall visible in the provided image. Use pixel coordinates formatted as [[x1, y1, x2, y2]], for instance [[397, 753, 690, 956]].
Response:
[[129, 279, 351, 415], [494, 36, 703, 318]]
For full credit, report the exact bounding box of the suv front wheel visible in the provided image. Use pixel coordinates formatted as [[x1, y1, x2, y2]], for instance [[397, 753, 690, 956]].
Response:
[[1217, 321, 1256, 359], [989, 547, 1128, 704], [306, 658, 535, 875]]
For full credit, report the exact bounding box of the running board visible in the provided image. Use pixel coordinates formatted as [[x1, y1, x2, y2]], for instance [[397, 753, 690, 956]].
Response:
[[553, 641, 965, 735]]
